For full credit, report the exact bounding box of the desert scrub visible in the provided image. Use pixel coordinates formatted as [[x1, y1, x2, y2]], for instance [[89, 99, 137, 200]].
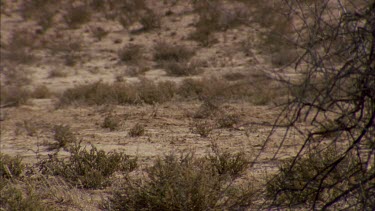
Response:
[[58, 81, 138, 106], [190, 0, 249, 46], [64, 5, 91, 28], [190, 120, 213, 138], [128, 123, 145, 137], [0, 183, 50, 211], [118, 44, 144, 64], [136, 79, 176, 104], [217, 113, 240, 128], [154, 41, 194, 62], [0, 154, 24, 179], [153, 41, 197, 76], [107, 152, 253, 210], [32, 85, 51, 99], [0, 85, 30, 107], [51, 124, 77, 150], [39, 143, 137, 189], [102, 115, 120, 131], [266, 147, 365, 208]]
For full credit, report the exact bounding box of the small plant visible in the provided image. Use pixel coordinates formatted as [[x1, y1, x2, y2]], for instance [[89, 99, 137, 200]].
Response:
[[107, 152, 253, 210], [118, 44, 143, 64], [39, 143, 137, 189], [102, 115, 120, 131], [129, 123, 145, 137], [191, 120, 213, 138], [52, 124, 76, 150], [64, 5, 91, 28], [0, 154, 24, 179]]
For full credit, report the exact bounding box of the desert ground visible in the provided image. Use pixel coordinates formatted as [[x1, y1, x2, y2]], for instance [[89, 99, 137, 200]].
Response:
[[0, 1, 327, 210]]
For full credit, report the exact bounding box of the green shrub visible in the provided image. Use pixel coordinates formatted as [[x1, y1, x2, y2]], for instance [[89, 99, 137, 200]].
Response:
[[0, 154, 24, 179], [39, 143, 137, 189], [108, 152, 253, 210]]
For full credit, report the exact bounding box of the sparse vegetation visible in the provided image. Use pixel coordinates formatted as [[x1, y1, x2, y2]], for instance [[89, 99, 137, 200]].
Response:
[[217, 113, 239, 128], [39, 143, 137, 189], [191, 120, 213, 138], [0, 85, 30, 107], [32, 85, 51, 99], [118, 44, 144, 64], [107, 152, 253, 210], [51, 124, 76, 150], [102, 115, 120, 131], [0, 183, 49, 211], [0, 154, 24, 179], [128, 123, 145, 137], [64, 5, 91, 28]]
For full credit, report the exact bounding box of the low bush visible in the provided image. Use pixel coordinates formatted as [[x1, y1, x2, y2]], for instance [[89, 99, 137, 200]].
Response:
[[39, 143, 137, 189], [107, 152, 253, 210]]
